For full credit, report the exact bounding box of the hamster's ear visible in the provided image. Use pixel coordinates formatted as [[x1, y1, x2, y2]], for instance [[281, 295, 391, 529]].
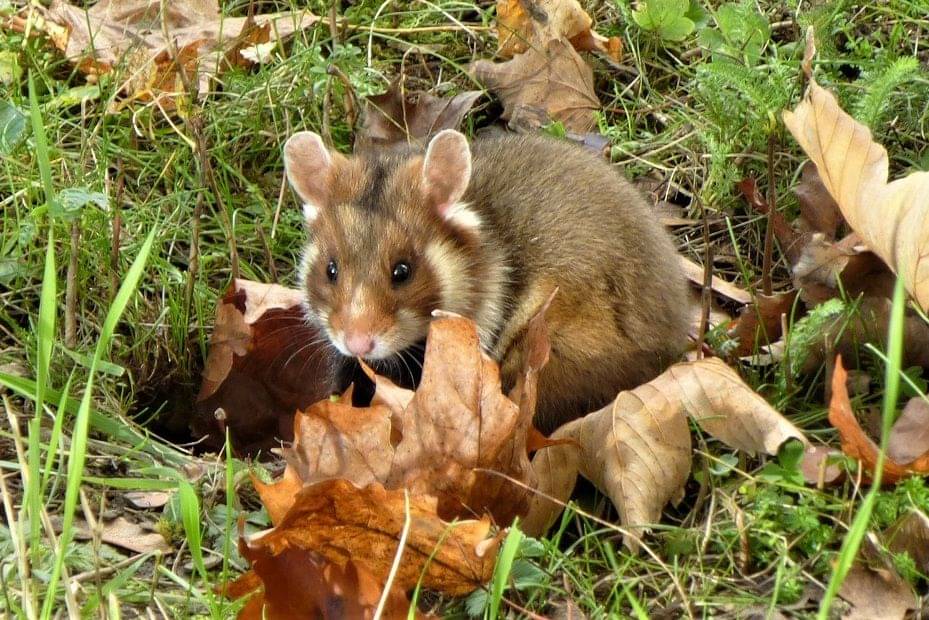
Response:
[[422, 130, 472, 217], [284, 131, 337, 223]]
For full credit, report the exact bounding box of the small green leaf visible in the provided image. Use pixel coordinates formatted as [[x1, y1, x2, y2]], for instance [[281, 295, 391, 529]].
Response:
[[632, 0, 695, 42], [0, 51, 22, 85], [51, 187, 108, 221], [0, 100, 27, 154]]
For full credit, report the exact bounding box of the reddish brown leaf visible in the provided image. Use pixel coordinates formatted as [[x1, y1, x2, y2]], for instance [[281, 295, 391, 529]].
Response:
[[230, 544, 415, 619], [794, 161, 843, 238], [471, 37, 599, 133], [356, 81, 482, 151], [827, 355, 929, 483], [252, 467, 304, 527], [727, 290, 798, 356], [192, 279, 334, 456], [247, 480, 500, 596], [737, 177, 805, 264]]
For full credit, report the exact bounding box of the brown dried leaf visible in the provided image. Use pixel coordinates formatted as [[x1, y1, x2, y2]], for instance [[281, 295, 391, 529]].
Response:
[[728, 290, 798, 356], [496, 0, 622, 60], [828, 356, 929, 483], [252, 466, 304, 526], [886, 397, 929, 465], [72, 517, 171, 554], [794, 160, 843, 238], [357, 81, 482, 151], [193, 280, 334, 456], [783, 76, 929, 311], [799, 444, 844, 487], [230, 545, 416, 620], [679, 256, 751, 305], [885, 509, 929, 574], [385, 313, 540, 524], [524, 358, 806, 544], [838, 535, 916, 620], [247, 480, 499, 596], [471, 37, 599, 133], [39, 0, 317, 109]]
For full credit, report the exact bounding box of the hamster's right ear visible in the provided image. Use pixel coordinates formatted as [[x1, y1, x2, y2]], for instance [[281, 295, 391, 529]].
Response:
[[283, 131, 337, 223]]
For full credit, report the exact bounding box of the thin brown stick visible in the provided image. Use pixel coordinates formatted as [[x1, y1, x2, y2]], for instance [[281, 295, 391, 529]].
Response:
[[696, 197, 713, 359], [327, 63, 357, 131], [65, 221, 80, 348], [760, 130, 777, 295], [255, 223, 278, 283]]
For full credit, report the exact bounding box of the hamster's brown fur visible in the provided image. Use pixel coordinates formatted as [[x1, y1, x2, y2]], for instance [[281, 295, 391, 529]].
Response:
[[283, 130, 690, 433]]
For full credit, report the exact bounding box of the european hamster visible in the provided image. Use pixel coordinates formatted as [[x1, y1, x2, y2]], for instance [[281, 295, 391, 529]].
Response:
[[283, 129, 690, 432]]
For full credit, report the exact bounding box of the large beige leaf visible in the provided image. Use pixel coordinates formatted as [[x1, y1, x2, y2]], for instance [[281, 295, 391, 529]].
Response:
[[523, 358, 807, 545], [782, 78, 929, 311]]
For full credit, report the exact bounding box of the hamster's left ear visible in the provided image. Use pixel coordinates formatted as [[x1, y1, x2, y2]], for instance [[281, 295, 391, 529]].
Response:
[[421, 130, 472, 217], [284, 131, 343, 222]]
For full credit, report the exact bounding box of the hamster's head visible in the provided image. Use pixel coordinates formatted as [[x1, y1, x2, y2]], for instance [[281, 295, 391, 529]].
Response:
[[283, 130, 483, 363]]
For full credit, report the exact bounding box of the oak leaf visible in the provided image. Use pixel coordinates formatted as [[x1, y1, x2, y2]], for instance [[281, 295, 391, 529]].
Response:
[[727, 290, 798, 357], [523, 358, 806, 545], [496, 0, 622, 61], [783, 75, 929, 312], [471, 37, 599, 132], [192, 279, 334, 456], [828, 355, 929, 483]]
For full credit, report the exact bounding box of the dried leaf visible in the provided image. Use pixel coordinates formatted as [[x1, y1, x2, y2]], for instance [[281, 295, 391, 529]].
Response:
[[496, 0, 622, 61], [524, 358, 806, 544], [783, 76, 929, 312], [252, 466, 304, 527], [838, 535, 916, 620], [794, 160, 843, 238], [39, 0, 317, 109], [192, 279, 334, 456], [886, 397, 929, 465], [247, 480, 500, 596], [885, 509, 929, 574], [471, 37, 599, 133], [124, 491, 171, 509], [728, 290, 798, 356], [72, 517, 171, 554], [230, 545, 415, 620], [828, 356, 929, 483], [357, 82, 482, 150], [679, 256, 752, 305]]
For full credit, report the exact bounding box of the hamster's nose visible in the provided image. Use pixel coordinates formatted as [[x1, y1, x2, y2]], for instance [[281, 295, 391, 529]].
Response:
[[345, 332, 375, 357]]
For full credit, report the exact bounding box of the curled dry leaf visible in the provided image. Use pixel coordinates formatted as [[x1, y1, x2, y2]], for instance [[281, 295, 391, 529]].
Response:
[[241, 480, 500, 596], [471, 37, 599, 133], [356, 81, 482, 151], [230, 544, 416, 620], [679, 256, 752, 305], [496, 0, 622, 61], [828, 356, 929, 484], [192, 279, 333, 456], [523, 358, 806, 545], [783, 75, 929, 312], [36, 0, 317, 109]]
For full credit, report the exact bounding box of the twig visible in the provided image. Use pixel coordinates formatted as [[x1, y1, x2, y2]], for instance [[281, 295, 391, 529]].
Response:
[[696, 196, 713, 359], [327, 63, 357, 131], [64, 220, 80, 348], [761, 130, 777, 295], [255, 224, 278, 283]]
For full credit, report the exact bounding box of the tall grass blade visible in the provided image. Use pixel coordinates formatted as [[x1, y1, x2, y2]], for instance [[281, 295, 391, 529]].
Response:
[[40, 228, 158, 619], [817, 276, 907, 618], [486, 523, 523, 620]]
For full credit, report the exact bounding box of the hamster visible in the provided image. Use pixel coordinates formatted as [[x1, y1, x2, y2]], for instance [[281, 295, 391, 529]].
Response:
[[283, 129, 690, 433]]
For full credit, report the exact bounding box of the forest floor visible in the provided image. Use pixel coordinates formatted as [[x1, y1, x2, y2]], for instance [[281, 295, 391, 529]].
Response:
[[1, 0, 929, 617]]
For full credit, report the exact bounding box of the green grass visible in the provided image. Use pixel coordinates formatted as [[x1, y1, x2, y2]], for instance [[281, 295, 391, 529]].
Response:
[[2, 0, 929, 616]]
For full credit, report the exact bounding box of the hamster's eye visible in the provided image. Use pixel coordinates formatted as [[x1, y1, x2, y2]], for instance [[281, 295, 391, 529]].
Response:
[[391, 261, 412, 285], [326, 260, 338, 283]]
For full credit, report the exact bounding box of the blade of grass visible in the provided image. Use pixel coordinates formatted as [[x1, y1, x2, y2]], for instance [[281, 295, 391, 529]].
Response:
[[178, 478, 207, 581], [26, 71, 58, 569], [41, 227, 158, 619], [816, 276, 907, 618], [486, 523, 523, 620]]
